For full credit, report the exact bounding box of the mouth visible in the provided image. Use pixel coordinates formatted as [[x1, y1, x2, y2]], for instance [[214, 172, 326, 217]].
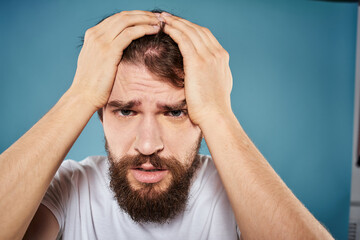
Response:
[[130, 165, 169, 184], [133, 167, 167, 172]]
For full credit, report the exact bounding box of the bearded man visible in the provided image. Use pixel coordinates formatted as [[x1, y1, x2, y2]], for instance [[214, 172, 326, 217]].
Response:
[[0, 10, 333, 240]]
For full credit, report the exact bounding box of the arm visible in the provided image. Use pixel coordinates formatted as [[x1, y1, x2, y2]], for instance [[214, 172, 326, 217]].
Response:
[[161, 13, 333, 240], [0, 89, 96, 240], [0, 11, 160, 240], [201, 110, 332, 239], [23, 204, 60, 240]]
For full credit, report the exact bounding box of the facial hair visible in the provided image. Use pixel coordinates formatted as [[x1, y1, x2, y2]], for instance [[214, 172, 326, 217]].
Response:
[[106, 136, 202, 224]]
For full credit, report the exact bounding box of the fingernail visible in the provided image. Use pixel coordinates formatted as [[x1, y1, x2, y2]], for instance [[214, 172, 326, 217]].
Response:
[[161, 12, 172, 17], [153, 25, 160, 30], [154, 13, 164, 22]]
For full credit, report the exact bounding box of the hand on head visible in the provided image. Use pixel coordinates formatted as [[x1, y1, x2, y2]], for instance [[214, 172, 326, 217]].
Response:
[[70, 11, 162, 110], [159, 12, 233, 126], [71, 10, 232, 128]]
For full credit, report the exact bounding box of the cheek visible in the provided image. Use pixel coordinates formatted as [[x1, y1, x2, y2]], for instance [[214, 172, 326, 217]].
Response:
[[161, 119, 201, 160], [103, 113, 137, 155]]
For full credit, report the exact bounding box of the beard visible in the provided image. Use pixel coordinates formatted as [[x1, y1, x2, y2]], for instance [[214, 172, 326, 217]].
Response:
[[106, 136, 202, 224]]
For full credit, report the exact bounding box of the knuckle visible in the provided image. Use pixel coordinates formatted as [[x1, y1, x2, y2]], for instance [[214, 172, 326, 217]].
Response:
[[208, 54, 218, 64], [84, 29, 108, 49], [114, 12, 123, 18], [123, 27, 134, 37], [141, 14, 155, 22], [221, 48, 230, 59], [136, 15, 148, 22], [84, 28, 96, 40], [213, 48, 229, 60], [202, 27, 210, 34]]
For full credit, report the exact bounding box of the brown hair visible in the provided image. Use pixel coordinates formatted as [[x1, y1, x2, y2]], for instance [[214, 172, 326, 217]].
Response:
[[97, 10, 184, 120]]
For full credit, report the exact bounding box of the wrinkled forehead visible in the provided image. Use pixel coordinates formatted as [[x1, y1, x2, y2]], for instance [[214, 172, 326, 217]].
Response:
[[108, 62, 185, 105]]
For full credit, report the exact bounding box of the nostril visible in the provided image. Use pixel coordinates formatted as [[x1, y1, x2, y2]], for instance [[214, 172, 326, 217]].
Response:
[[135, 121, 164, 155], [134, 139, 164, 156]]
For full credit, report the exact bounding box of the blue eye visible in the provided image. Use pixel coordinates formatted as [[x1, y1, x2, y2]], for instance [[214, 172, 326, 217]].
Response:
[[170, 110, 182, 117], [166, 110, 187, 118], [120, 110, 132, 116], [114, 109, 135, 117]]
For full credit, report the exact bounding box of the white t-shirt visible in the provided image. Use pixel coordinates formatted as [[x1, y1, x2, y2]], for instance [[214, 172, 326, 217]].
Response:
[[42, 155, 240, 239]]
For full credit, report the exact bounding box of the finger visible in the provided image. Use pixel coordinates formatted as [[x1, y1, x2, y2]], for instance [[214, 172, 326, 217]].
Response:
[[162, 23, 197, 60], [98, 10, 157, 27], [165, 15, 212, 45], [164, 13, 228, 64], [163, 13, 224, 53], [111, 24, 160, 55], [108, 14, 160, 41], [162, 14, 210, 56], [93, 12, 160, 41], [177, 18, 221, 56], [200, 26, 224, 51]]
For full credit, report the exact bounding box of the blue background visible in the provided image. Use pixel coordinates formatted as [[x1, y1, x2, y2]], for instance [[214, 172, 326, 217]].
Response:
[[0, 0, 356, 239]]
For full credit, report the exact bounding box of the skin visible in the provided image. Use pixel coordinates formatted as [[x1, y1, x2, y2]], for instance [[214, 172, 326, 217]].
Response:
[[103, 62, 201, 190], [0, 10, 334, 240]]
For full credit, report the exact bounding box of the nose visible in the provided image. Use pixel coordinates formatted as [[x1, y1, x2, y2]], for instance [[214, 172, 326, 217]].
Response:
[[134, 115, 164, 155]]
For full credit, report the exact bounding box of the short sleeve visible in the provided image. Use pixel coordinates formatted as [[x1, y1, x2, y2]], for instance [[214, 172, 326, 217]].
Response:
[[41, 160, 75, 234]]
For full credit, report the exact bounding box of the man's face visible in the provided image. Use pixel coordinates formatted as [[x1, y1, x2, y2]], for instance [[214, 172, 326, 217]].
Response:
[[102, 62, 202, 223]]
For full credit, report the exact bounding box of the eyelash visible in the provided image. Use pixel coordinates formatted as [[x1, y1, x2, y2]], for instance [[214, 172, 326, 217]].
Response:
[[165, 109, 188, 118], [114, 109, 135, 117], [112, 109, 188, 118]]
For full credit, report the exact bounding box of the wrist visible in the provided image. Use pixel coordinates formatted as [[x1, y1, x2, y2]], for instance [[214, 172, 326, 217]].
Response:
[[198, 108, 241, 136], [56, 89, 99, 122], [64, 87, 100, 114]]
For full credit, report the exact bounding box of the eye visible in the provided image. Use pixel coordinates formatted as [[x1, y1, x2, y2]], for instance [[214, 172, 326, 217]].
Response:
[[113, 109, 135, 117], [120, 110, 132, 116], [166, 110, 187, 118]]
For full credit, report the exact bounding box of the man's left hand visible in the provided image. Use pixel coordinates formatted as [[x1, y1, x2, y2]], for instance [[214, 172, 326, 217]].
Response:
[[161, 13, 233, 127]]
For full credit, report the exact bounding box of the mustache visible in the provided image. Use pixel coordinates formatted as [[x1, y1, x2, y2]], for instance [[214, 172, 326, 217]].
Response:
[[107, 153, 186, 180], [125, 154, 171, 169], [105, 141, 183, 171]]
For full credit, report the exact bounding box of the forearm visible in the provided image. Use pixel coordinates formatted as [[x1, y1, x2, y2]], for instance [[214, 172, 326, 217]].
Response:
[[0, 88, 97, 240], [200, 111, 333, 240]]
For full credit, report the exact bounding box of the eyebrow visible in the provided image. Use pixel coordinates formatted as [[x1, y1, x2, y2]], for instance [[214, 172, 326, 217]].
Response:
[[106, 99, 187, 111], [157, 99, 187, 111], [106, 100, 141, 109]]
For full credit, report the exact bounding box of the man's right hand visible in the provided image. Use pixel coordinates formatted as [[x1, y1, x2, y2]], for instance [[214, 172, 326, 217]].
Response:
[[70, 11, 160, 110], [0, 11, 161, 240]]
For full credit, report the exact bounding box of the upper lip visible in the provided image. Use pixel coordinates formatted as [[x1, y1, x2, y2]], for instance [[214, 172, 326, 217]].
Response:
[[132, 162, 167, 171]]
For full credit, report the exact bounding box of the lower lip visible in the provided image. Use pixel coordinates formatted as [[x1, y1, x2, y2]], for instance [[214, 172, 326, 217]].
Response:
[[130, 169, 169, 183]]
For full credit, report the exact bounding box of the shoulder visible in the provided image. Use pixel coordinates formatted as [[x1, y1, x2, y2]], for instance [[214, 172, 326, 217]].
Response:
[[191, 154, 225, 197], [187, 155, 239, 237], [195, 154, 220, 183], [45, 155, 110, 204], [53, 155, 108, 184], [59, 155, 107, 172]]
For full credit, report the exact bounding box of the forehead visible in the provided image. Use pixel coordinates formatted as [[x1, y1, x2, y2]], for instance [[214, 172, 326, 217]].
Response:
[[108, 63, 184, 104]]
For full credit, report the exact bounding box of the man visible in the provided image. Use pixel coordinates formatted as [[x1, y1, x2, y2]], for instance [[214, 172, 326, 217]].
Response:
[[0, 10, 333, 239]]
